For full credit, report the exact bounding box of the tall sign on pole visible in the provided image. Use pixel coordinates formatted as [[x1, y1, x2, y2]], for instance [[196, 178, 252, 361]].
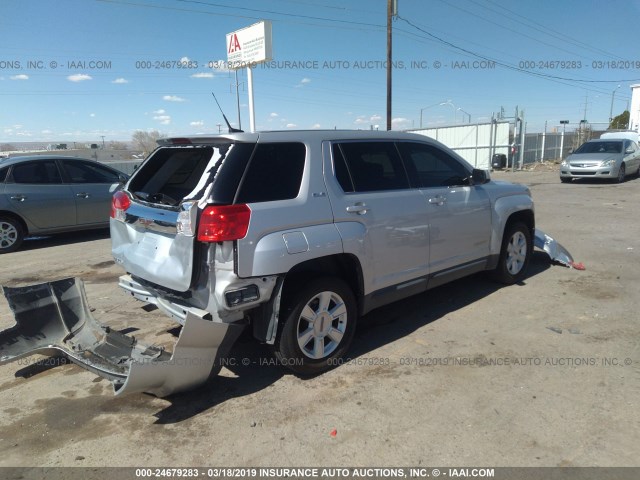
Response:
[[226, 21, 273, 133]]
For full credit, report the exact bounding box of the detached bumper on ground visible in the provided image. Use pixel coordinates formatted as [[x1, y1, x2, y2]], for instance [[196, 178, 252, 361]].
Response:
[[534, 228, 582, 269], [0, 278, 245, 397]]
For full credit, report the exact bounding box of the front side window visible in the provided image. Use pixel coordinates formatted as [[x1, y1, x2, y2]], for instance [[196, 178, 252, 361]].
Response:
[[333, 141, 410, 192], [235, 142, 305, 203], [11, 161, 62, 184], [398, 142, 470, 188]]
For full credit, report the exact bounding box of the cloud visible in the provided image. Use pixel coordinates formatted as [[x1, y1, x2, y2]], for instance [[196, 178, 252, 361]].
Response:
[[10, 74, 29, 80], [391, 117, 411, 129], [153, 115, 171, 125], [112, 78, 129, 84], [67, 74, 92, 82], [295, 77, 311, 88], [270, 112, 279, 118], [180, 56, 190, 63], [354, 114, 384, 127], [190, 121, 204, 127], [163, 95, 186, 102], [286, 123, 297, 128], [311, 123, 321, 129], [152, 109, 166, 114], [90, 113, 96, 117], [41, 129, 53, 134], [190, 72, 214, 78]]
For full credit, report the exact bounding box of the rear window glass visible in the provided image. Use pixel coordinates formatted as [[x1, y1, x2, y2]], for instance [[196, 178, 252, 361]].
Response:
[[128, 146, 215, 206], [235, 142, 305, 203]]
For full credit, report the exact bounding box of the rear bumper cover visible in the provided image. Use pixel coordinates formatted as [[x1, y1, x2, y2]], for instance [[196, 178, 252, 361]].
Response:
[[0, 277, 245, 397]]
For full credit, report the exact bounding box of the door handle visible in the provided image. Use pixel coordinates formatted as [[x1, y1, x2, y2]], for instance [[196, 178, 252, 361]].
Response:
[[76, 192, 90, 198], [10, 195, 26, 202], [428, 195, 447, 206], [346, 203, 368, 215]]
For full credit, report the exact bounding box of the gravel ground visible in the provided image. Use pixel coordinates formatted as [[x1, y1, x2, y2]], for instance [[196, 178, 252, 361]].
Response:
[[0, 169, 638, 468]]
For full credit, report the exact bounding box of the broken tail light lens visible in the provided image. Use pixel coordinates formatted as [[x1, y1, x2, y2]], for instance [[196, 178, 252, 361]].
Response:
[[111, 191, 131, 221], [197, 204, 251, 242]]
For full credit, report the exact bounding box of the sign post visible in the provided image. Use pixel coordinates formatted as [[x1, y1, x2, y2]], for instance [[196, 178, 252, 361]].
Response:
[[226, 21, 273, 133]]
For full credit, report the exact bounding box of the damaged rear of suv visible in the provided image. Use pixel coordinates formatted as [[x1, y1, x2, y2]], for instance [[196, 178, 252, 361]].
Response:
[[1, 130, 576, 397]]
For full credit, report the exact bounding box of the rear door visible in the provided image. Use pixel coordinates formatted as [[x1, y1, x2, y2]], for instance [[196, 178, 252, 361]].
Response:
[[325, 141, 429, 294], [397, 141, 491, 273], [5, 160, 76, 230], [59, 159, 121, 225]]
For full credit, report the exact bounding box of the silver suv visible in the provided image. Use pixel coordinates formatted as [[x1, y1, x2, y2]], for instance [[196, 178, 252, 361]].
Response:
[[110, 130, 536, 376]]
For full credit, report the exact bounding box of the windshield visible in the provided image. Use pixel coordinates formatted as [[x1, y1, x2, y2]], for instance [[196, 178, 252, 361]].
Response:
[[574, 141, 623, 154]]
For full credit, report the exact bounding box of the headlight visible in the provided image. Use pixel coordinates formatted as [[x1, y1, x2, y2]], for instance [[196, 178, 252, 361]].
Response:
[[561, 160, 569, 167], [600, 158, 617, 167]]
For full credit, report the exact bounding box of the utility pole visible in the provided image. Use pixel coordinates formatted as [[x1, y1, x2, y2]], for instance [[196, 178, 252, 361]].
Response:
[[386, 0, 397, 131], [234, 70, 242, 131]]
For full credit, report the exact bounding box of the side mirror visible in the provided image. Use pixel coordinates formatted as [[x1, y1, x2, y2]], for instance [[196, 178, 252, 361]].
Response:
[[471, 168, 489, 185], [118, 173, 128, 184], [625, 148, 634, 154]]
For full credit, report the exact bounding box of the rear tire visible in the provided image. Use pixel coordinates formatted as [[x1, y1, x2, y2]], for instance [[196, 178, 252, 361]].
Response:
[[0, 216, 25, 254], [273, 277, 357, 375], [491, 222, 532, 284]]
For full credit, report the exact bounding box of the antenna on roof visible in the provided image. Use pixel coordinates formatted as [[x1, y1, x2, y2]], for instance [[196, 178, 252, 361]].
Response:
[[211, 93, 243, 133]]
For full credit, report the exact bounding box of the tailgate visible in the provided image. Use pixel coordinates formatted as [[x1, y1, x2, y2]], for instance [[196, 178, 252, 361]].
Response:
[[111, 200, 197, 292], [110, 144, 241, 292]]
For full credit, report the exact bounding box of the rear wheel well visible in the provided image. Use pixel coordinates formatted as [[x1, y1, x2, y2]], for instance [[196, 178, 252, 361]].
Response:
[[0, 211, 28, 235], [282, 254, 364, 312]]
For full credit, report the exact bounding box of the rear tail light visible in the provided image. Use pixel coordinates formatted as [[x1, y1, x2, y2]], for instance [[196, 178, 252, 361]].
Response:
[[197, 204, 251, 242], [111, 191, 131, 221]]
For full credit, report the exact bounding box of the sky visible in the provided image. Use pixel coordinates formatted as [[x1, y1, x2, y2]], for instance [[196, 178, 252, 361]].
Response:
[[2, 0, 640, 143]]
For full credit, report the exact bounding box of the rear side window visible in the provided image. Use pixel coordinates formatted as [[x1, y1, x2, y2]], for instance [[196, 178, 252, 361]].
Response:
[[0, 166, 8, 183], [11, 161, 62, 184], [334, 141, 410, 192], [235, 142, 305, 203]]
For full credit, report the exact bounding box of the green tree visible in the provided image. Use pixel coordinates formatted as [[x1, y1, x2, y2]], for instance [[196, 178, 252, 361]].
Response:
[[609, 110, 629, 130]]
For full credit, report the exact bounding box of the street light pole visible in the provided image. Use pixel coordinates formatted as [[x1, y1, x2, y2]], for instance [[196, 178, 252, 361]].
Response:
[[609, 84, 621, 126], [419, 101, 446, 128], [457, 108, 471, 123], [440, 100, 456, 124]]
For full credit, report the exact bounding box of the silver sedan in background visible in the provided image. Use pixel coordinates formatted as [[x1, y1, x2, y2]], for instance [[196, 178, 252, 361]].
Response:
[[0, 155, 127, 253], [560, 138, 640, 183]]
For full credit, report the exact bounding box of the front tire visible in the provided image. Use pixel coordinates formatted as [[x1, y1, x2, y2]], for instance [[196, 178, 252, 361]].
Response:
[[491, 222, 532, 284], [273, 277, 357, 375], [616, 163, 626, 183], [560, 177, 571, 183], [0, 216, 25, 254]]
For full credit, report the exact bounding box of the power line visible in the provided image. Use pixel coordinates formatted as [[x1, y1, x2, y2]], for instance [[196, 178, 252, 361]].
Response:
[[396, 16, 640, 85]]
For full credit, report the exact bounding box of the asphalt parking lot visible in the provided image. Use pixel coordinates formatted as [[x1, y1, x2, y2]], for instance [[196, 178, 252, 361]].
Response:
[[0, 168, 638, 468]]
